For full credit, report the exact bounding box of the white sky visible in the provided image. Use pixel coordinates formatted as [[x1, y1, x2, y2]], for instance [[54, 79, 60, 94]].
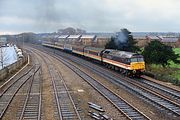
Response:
[[0, 0, 180, 34]]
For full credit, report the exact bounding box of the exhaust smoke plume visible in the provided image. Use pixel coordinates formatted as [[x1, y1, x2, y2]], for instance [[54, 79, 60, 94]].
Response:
[[33, 0, 60, 32], [115, 29, 129, 50]]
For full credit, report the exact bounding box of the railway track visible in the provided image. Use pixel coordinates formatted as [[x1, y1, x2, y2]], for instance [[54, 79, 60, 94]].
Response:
[[0, 65, 40, 119], [38, 45, 180, 118], [139, 76, 180, 104], [65, 54, 180, 117], [122, 77, 180, 116], [17, 65, 41, 120], [32, 49, 82, 120], [33, 47, 151, 120], [0, 66, 34, 97]]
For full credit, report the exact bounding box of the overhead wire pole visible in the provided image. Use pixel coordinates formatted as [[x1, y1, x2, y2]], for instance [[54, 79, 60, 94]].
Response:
[[53, 35, 60, 54]]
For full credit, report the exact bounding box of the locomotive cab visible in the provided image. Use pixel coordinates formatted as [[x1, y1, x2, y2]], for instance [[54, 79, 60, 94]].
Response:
[[130, 54, 145, 74]]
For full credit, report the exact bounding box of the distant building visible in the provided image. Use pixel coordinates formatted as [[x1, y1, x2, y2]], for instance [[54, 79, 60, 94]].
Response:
[[159, 37, 180, 48], [93, 36, 111, 48], [57, 35, 69, 44], [134, 36, 149, 47], [146, 36, 160, 41], [64, 35, 81, 51], [67, 35, 81, 45], [135, 35, 180, 48], [0, 37, 7, 46], [80, 35, 96, 46]]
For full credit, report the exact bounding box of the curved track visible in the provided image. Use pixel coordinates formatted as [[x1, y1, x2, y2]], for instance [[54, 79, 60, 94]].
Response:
[[18, 65, 41, 120], [140, 76, 180, 104], [32, 48, 82, 120], [30, 46, 151, 120], [39, 45, 180, 118], [55, 55, 150, 120], [0, 65, 40, 119]]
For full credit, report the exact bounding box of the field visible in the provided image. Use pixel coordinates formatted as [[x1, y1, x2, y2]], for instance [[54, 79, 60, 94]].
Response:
[[147, 48, 180, 84], [170, 48, 180, 80], [170, 48, 180, 68]]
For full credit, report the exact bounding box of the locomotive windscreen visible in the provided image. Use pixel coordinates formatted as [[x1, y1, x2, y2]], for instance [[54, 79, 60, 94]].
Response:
[[131, 54, 144, 62], [131, 57, 144, 62]]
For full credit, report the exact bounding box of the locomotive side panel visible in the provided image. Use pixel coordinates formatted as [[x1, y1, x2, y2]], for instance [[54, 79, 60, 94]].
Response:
[[102, 52, 131, 70]]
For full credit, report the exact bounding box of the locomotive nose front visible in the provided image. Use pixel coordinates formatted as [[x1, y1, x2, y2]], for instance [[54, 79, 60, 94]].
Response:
[[130, 62, 145, 71]]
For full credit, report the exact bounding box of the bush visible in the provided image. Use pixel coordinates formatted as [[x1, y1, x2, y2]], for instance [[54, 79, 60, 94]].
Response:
[[154, 74, 180, 86]]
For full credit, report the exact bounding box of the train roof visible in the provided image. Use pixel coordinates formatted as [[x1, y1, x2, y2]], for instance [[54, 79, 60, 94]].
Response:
[[84, 46, 104, 52], [72, 45, 85, 49], [105, 49, 142, 58]]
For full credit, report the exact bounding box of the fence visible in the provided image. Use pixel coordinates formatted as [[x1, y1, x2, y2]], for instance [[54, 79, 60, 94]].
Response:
[[0, 55, 28, 81]]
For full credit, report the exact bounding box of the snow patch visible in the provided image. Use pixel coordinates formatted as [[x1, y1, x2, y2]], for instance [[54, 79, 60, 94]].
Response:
[[0, 46, 18, 70]]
